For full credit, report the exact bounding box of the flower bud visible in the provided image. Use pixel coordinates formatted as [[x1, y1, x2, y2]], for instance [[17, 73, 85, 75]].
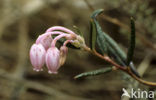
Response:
[[45, 47, 60, 74], [29, 43, 46, 72], [59, 46, 68, 66]]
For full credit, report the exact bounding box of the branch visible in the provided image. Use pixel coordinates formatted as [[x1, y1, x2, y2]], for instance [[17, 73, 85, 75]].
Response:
[[83, 45, 156, 87]]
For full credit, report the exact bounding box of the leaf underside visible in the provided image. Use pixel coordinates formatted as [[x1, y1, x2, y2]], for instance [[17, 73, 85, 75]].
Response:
[[75, 67, 113, 79]]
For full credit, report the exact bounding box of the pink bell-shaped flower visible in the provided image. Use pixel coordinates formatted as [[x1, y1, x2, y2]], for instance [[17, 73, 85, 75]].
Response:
[[45, 47, 60, 74], [29, 43, 46, 72]]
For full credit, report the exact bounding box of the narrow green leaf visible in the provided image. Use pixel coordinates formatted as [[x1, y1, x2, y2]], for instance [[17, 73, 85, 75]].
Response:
[[90, 19, 97, 50], [91, 9, 104, 19], [107, 45, 127, 66], [95, 20, 126, 65], [91, 9, 108, 54], [126, 18, 140, 77], [91, 9, 126, 65], [90, 9, 104, 50], [74, 67, 113, 79], [126, 17, 136, 66], [102, 32, 127, 61]]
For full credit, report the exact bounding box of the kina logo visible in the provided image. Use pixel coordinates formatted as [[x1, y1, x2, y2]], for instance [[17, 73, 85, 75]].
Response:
[[121, 88, 155, 99], [122, 88, 130, 98]]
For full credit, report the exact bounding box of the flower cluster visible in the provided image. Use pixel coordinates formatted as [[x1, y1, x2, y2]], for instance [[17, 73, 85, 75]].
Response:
[[30, 26, 85, 74]]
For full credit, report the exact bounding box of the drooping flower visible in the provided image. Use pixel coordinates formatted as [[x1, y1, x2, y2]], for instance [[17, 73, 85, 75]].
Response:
[[30, 26, 86, 74], [29, 43, 46, 72], [45, 47, 60, 74]]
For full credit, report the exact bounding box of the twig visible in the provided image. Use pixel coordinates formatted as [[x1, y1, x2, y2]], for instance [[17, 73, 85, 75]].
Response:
[[83, 45, 156, 87]]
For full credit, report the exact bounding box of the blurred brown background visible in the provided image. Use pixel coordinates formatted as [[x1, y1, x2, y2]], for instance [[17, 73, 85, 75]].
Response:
[[0, 0, 156, 100]]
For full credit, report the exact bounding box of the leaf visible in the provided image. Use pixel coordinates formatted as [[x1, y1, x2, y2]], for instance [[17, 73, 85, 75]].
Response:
[[90, 9, 104, 51], [74, 67, 113, 79], [91, 9, 104, 19], [89, 19, 97, 50], [126, 18, 140, 77], [91, 9, 126, 66], [107, 45, 127, 66], [91, 9, 108, 54], [126, 17, 136, 66]]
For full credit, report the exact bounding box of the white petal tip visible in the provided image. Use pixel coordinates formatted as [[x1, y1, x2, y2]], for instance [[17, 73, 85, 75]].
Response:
[[48, 70, 58, 74], [48, 71, 52, 74], [33, 68, 41, 72]]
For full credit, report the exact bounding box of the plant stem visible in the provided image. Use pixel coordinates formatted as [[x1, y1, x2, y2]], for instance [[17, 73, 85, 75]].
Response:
[[127, 68, 156, 87], [83, 45, 156, 87]]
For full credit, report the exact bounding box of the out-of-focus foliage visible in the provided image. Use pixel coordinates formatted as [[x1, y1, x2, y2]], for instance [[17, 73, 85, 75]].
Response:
[[104, 0, 156, 38]]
